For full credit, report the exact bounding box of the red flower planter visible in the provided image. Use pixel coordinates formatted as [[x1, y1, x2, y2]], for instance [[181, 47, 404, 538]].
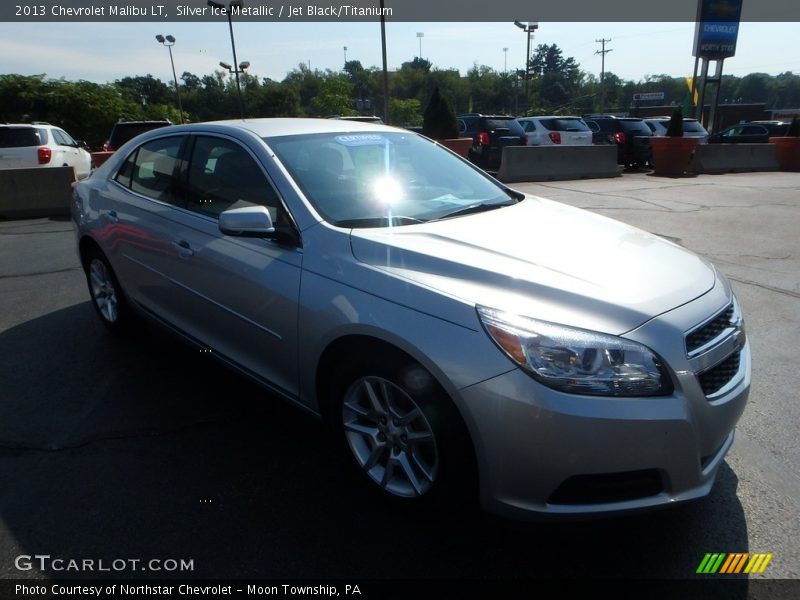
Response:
[[650, 137, 698, 177], [770, 137, 800, 172]]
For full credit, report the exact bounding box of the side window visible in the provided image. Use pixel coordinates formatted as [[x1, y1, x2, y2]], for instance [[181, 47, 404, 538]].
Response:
[[51, 129, 69, 146], [185, 136, 281, 219], [56, 129, 76, 146], [130, 136, 184, 205], [457, 119, 466, 134]]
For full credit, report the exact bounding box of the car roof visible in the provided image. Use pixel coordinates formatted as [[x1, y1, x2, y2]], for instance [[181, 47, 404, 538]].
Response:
[[520, 116, 583, 120], [135, 118, 403, 139]]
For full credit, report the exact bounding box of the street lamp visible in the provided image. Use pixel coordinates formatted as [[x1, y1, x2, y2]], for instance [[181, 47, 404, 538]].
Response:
[[218, 60, 250, 117], [416, 31, 424, 60], [208, 0, 245, 118], [155, 34, 184, 124], [513, 21, 538, 107]]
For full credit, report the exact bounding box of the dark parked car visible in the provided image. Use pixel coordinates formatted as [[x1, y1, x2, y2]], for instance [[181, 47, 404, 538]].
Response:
[[457, 114, 527, 170], [707, 124, 770, 144], [751, 121, 790, 137], [583, 116, 653, 168], [103, 120, 172, 152]]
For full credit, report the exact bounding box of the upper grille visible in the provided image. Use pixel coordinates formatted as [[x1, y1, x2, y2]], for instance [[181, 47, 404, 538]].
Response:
[[686, 303, 735, 355], [698, 351, 741, 396]]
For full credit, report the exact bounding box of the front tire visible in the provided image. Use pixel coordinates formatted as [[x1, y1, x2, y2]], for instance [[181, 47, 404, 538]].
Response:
[[332, 356, 475, 510]]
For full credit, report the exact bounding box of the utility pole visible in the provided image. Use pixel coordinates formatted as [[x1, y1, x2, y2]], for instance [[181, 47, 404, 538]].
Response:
[[595, 38, 612, 113]]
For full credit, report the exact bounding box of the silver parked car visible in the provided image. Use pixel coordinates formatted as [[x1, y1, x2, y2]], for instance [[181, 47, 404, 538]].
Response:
[[72, 119, 750, 518]]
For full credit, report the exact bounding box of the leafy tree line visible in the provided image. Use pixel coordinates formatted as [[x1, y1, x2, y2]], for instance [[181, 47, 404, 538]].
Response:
[[3, 44, 799, 148]]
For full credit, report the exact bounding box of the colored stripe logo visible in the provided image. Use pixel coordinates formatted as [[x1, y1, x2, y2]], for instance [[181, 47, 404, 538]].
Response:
[[697, 553, 773, 574]]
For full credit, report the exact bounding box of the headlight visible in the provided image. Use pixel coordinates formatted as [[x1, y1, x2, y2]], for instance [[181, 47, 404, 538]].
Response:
[[477, 306, 672, 397]]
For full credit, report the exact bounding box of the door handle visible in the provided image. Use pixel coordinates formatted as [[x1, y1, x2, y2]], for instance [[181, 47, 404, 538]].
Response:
[[171, 239, 194, 258], [101, 210, 119, 223]]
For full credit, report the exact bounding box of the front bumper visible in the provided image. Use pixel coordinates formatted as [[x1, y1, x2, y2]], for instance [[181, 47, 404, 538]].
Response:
[[457, 283, 750, 519]]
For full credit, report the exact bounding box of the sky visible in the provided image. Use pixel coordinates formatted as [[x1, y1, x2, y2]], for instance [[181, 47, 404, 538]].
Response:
[[0, 21, 798, 86]]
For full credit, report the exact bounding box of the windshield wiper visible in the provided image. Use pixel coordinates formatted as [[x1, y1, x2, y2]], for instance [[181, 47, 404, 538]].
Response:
[[432, 200, 517, 222], [334, 216, 426, 228]]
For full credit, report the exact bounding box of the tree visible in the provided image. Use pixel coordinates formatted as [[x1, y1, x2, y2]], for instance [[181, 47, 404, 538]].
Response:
[[527, 44, 582, 112], [389, 98, 422, 127], [422, 86, 458, 140]]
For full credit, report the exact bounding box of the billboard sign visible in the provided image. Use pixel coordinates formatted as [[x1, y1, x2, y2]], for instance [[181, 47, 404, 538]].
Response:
[[693, 0, 743, 59], [633, 92, 666, 102]]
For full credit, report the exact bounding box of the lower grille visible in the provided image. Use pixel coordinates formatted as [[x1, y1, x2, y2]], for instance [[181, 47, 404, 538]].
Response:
[[548, 469, 663, 505], [698, 351, 741, 396]]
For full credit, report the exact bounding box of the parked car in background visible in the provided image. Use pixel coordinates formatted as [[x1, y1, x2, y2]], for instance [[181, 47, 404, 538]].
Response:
[[457, 114, 527, 170], [583, 115, 653, 168], [91, 120, 173, 169], [707, 124, 770, 144], [517, 116, 593, 146], [644, 117, 709, 142], [73, 118, 750, 520], [327, 115, 384, 124], [0, 123, 91, 179], [103, 120, 173, 152], [750, 121, 790, 137]]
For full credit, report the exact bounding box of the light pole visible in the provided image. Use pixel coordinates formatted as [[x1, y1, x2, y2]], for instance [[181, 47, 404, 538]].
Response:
[[380, 0, 389, 124], [155, 35, 184, 124], [343, 46, 348, 65], [208, 0, 245, 118], [219, 60, 250, 117], [503, 47, 508, 74], [513, 21, 538, 108], [416, 31, 424, 60]]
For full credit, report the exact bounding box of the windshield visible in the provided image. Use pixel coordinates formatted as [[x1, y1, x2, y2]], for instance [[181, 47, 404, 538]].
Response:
[[266, 131, 515, 227]]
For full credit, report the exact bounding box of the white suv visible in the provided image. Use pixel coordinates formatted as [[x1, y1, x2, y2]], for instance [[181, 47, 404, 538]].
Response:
[[0, 123, 92, 179], [517, 116, 593, 146]]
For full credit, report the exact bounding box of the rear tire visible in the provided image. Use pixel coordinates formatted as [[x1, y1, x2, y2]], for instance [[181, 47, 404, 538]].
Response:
[[82, 247, 132, 334]]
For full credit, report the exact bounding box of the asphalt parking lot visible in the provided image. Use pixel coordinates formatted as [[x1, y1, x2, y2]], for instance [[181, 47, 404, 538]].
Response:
[[0, 172, 798, 587]]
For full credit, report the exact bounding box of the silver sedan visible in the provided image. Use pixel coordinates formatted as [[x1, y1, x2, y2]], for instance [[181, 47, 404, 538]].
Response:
[[72, 119, 749, 518]]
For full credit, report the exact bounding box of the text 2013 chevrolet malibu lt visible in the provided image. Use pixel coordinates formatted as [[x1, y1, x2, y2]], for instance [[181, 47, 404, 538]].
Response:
[[72, 119, 749, 518]]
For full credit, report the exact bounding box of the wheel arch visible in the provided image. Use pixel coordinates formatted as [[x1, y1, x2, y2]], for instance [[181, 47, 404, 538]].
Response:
[[315, 333, 480, 502]]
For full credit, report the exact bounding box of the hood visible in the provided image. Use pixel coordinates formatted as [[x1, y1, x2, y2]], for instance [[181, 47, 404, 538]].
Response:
[[349, 197, 715, 335]]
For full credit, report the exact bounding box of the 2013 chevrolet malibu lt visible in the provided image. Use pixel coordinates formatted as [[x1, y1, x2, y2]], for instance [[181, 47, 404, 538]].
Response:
[[72, 119, 750, 518]]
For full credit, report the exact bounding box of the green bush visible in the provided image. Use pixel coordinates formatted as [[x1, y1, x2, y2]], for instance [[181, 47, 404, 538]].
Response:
[[422, 86, 458, 140], [666, 108, 684, 137], [787, 115, 800, 137]]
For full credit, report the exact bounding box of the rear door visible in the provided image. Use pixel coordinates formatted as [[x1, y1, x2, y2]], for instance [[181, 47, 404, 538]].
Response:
[[51, 128, 84, 176]]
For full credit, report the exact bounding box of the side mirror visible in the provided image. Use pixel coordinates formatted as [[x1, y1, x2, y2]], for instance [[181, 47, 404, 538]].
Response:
[[75, 139, 89, 150], [219, 205, 275, 237]]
